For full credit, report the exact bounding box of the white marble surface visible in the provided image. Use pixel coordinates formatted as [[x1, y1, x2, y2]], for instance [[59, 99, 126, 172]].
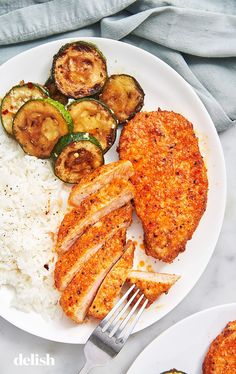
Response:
[[0, 125, 235, 374]]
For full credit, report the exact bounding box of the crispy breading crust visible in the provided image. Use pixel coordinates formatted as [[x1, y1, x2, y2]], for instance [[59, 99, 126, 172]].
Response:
[[119, 110, 208, 262], [126, 270, 179, 307], [202, 320, 236, 373], [68, 160, 134, 206], [60, 229, 126, 323], [56, 178, 134, 252], [54, 204, 133, 291], [89, 240, 135, 320]]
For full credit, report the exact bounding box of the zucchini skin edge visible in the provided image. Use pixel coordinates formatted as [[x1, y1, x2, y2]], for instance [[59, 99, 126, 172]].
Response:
[[67, 97, 118, 154], [51, 41, 108, 99], [51, 132, 104, 183], [12, 98, 74, 159], [0, 83, 49, 136], [99, 73, 145, 124], [51, 132, 103, 163], [67, 97, 117, 124]]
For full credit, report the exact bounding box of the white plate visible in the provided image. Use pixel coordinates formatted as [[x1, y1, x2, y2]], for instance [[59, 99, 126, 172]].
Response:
[[128, 303, 236, 373], [0, 37, 226, 343]]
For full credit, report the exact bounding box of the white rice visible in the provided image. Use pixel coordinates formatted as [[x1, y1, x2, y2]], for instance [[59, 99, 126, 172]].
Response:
[[0, 126, 70, 319]]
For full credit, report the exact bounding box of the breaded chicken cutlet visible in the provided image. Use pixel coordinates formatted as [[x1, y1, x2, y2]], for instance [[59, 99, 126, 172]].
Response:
[[55, 159, 180, 323], [119, 110, 208, 263], [56, 178, 134, 252], [69, 160, 134, 206], [126, 270, 179, 307], [55, 203, 133, 291], [203, 320, 236, 373], [89, 240, 135, 320], [60, 229, 126, 323]]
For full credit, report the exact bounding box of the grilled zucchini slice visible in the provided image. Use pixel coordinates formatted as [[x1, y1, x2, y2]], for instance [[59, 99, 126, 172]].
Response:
[[51, 132, 104, 183], [52, 41, 107, 99], [67, 98, 117, 153], [44, 76, 68, 105], [99, 74, 144, 123], [13, 98, 73, 158], [0, 82, 48, 135]]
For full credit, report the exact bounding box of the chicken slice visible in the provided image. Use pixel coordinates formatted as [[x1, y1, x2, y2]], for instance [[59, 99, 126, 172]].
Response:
[[89, 240, 135, 320], [56, 179, 134, 253], [54, 204, 133, 291], [60, 229, 126, 323], [69, 160, 134, 206], [126, 270, 180, 307]]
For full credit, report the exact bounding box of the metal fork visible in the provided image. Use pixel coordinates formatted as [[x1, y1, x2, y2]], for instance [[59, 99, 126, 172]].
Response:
[[78, 284, 148, 373]]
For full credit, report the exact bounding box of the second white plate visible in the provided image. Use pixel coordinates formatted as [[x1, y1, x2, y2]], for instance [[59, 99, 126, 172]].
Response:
[[128, 303, 236, 374]]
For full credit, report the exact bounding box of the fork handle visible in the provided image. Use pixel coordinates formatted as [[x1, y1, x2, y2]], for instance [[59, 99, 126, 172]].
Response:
[[78, 360, 94, 374]]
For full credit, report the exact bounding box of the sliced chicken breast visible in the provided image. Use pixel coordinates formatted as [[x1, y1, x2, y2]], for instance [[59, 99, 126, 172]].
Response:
[[56, 179, 134, 253], [54, 204, 133, 291], [69, 160, 134, 206], [60, 229, 126, 323], [89, 240, 135, 320], [126, 270, 180, 307]]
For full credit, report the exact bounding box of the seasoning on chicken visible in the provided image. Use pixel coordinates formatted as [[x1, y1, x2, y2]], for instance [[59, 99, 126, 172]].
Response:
[[89, 240, 135, 320], [119, 110, 208, 263], [126, 270, 180, 307], [60, 229, 126, 323], [69, 160, 134, 206], [54, 204, 133, 291], [56, 178, 134, 253], [203, 320, 236, 374]]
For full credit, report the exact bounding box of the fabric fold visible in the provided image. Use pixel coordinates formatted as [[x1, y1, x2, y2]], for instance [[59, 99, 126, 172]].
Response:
[[0, 0, 135, 45], [101, 6, 236, 58], [0, 0, 235, 131]]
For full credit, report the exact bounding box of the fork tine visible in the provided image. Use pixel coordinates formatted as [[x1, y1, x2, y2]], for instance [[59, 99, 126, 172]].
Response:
[[106, 288, 140, 335], [99, 284, 135, 329], [117, 298, 148, 343], [112, 294, 146, 339]]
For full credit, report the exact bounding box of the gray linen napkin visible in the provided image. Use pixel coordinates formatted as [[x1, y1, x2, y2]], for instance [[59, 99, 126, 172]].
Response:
[[0, 0, 235, 131]]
